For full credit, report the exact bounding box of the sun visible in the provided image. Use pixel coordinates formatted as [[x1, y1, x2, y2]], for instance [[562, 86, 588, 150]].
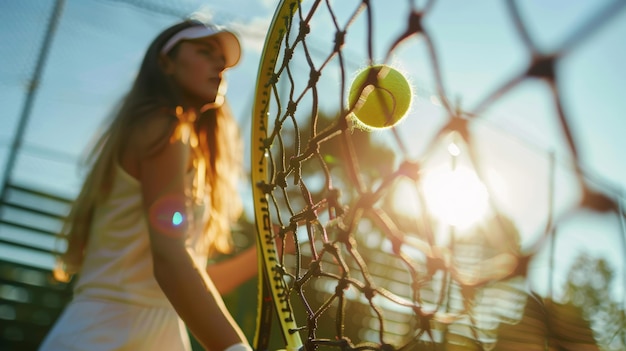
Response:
[[390, 139, 491, 231], [421, 165, 489, 229]]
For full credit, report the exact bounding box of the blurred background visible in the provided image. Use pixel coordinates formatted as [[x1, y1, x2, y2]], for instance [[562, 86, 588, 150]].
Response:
[[0, 0, 625, 350], [0, 1, 274, 349]]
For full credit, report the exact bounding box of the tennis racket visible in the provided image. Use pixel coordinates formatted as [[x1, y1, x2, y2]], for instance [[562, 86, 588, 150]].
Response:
[[250, 0, 626, 350], [252, 3, 305, 351]]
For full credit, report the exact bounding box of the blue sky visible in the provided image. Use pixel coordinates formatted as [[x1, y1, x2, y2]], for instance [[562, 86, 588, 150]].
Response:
[[1, 0, 624, 195], [1, 0, 625, 299]]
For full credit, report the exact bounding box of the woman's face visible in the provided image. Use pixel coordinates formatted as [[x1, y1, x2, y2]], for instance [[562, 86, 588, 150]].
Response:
[[164, 37, 227, 107]]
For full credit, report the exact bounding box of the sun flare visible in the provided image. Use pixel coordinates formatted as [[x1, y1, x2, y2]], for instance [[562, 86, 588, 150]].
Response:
[[421, 165, 489, 229]]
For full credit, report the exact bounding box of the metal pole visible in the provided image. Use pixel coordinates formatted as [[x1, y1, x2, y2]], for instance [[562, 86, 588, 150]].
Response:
[[0, 0, 66, 202]]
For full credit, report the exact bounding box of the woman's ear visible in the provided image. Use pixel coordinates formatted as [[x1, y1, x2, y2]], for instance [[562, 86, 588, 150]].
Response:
[[159, 54, 175, 75]]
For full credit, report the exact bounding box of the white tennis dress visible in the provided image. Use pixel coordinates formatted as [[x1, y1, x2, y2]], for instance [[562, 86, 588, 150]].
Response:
[[40, 164, 209, 351]]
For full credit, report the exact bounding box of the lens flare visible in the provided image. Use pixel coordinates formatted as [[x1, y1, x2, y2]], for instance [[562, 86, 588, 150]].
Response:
[[148, 194, 187, 237], [172, 211, 184, 226]]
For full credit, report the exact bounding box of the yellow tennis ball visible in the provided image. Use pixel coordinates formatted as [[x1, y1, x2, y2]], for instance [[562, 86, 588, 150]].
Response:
[[348, 64, 412, 130]]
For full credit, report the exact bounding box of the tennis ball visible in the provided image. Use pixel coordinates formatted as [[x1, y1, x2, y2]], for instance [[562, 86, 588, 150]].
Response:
[[348, 64, 412, 130]]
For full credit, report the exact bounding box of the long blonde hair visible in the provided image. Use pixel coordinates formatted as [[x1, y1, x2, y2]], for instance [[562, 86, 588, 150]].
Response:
[[54, 20, 243, 282]]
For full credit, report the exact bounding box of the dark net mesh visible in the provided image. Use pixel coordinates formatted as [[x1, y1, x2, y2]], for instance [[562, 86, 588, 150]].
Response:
[[251, 0, 626, 350]]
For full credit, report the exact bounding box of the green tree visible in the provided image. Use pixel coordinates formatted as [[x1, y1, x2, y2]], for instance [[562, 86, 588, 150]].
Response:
[[564, 254, 626, 351]]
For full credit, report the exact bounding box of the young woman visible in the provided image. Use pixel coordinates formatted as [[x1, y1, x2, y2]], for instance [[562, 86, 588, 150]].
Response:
[[40, 19, 254, 351]]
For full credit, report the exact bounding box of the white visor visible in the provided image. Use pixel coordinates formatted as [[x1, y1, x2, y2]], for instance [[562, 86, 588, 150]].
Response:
[[161, 25, 241, 68]]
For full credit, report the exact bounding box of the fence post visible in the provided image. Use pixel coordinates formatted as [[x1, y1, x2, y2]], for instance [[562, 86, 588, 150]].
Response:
[[0, 0, 66, 207]]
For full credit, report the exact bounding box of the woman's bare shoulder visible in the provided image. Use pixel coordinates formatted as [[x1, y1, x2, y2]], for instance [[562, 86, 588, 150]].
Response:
[[119, 108, 178, 179], [127, 109, 177, 157]]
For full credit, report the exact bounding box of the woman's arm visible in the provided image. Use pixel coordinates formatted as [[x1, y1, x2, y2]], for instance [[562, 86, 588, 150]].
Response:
[[207, 224, 299, 295], [206, 246, 257, 295], [135, 116, 249, 351]]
